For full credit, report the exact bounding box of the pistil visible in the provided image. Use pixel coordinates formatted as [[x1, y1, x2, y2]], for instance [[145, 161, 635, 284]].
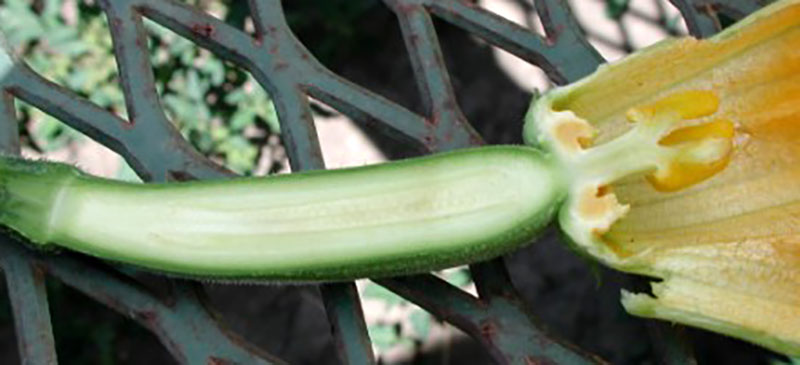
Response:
[[554, 90, 735, 240]]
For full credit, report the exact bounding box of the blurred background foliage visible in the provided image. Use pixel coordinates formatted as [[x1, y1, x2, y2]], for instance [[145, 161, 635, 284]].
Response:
[[0, 0, 393, 176], [0, 0, 284, 175]]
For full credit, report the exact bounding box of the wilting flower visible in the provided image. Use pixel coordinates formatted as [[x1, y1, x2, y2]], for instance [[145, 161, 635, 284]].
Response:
[[525, 0, 800, 356]]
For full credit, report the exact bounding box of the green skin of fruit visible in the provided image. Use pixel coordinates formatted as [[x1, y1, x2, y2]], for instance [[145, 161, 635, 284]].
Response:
[[0, 146, 566, 281]]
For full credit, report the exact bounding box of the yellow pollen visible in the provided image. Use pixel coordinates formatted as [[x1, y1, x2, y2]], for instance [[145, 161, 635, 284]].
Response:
[[647, 150, 733, 192], [626, 90, 735, 192], [659, 119, 735, 146]]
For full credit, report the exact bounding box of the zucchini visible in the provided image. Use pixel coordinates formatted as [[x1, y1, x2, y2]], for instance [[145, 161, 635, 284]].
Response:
[[0, 146, 564, 280]]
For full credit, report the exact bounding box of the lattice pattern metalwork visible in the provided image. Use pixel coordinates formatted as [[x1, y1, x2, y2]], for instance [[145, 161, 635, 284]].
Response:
[[0, 0, 768, 363]]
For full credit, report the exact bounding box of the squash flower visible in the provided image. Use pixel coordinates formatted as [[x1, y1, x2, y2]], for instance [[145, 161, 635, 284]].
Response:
[[524, 0, 800, 356]]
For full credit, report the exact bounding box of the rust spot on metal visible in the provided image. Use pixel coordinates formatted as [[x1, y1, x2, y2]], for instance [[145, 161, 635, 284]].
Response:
[[110, 16, 123, 29], [423, 134, 435, 149], [442, 128, 453, 143], [429, 111, 439, 126], [393, 2, 422, 14], [697, 3, 722, 14], [137, 310, 159, 325], [31, 262, 48, 281], [266, 25, 279, 40], [524, 355, 557, 365], [480, 320, 497, 343], [442, 99, 456, 111], [468, 134, 484, 146], [460, 0, 478, 8], [544, 22, 565, 46], [274, 62, 289, 71], [207, 357, 234, 365], [252, 34, 264, 47], [191, 23, 215, 38], [167, 170, 196, 182], [269, 45, 279, 55]]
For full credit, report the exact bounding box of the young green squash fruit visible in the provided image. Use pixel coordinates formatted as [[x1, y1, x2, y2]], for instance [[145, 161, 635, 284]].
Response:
[[0, 146, 564, 281]]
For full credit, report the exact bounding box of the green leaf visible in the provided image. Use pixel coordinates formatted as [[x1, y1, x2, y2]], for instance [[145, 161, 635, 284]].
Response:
[[34, 118, 63, 140], [257, 99, 281, 133], [666, 15, 682, 34], [66, 70, 90, 90], [41, 0, 62, 20], [362, 282, 404, 308], [230, 110, 256, 131], [200, 58, 225, 86], [605, 0, 629, 19], [409, 310, 432, 339], [224, 88, 248, 104], [0, 11, 45, 46], [186, 69, 205, 101], [89, 85, 124, 109], [115, 160, 142, 183], [223, 145, 257, 174], [771, 357, 800, 365], [444, 267, 472, 287], [50, 39, 90, 57], [163, 95, 195, 123], [367, 324, 399, 350]]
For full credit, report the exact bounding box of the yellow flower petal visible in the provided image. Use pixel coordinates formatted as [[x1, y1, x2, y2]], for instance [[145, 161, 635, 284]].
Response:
[[525, 0, 800, 356]]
